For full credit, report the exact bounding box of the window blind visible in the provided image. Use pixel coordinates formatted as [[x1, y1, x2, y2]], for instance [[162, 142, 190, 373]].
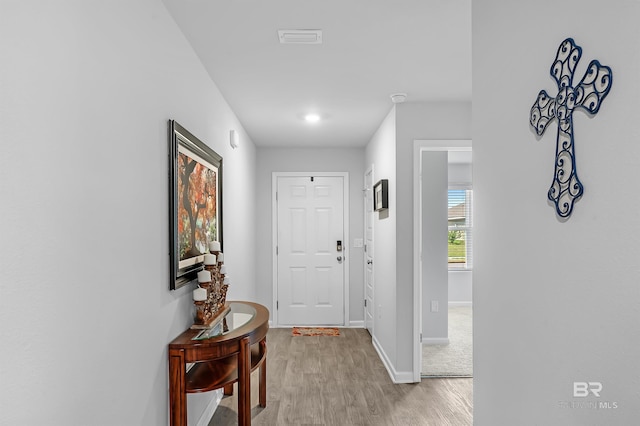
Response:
[[448, 188, 473, 269]]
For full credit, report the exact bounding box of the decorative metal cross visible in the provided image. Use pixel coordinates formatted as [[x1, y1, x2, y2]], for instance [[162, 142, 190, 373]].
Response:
[[530, 38, 612, 218]]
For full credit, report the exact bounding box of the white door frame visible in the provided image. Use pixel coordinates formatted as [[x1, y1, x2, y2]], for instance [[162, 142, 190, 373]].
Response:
[[272, 172, 350, 327], [413, 140, 471, 381], [363, 165, 374, 335]]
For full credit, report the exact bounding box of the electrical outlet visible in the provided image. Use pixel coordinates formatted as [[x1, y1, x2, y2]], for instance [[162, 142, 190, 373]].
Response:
[[431, 301, 439, 313]]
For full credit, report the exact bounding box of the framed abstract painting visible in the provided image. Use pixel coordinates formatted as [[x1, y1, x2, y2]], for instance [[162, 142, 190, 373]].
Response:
[[168, 120, 223, 290]]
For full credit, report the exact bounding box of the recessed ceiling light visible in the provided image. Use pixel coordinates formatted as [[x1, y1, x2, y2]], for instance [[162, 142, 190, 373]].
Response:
[[304, 114, 321, 123], [278, 29, 323, 44]]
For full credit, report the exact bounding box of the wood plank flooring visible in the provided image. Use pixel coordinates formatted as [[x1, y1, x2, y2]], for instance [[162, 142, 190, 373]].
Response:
[[208, 328, 472, 425]]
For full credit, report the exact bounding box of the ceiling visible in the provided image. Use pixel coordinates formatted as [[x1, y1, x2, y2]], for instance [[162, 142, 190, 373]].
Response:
[[162, 0, 471, 148]]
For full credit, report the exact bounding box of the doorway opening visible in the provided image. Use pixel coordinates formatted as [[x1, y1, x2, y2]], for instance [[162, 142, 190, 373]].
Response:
[[413, 141, 472, 381]]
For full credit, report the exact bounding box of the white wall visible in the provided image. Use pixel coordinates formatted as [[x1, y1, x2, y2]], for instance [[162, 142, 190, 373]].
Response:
[[0, 1, 256, 425], [255, 147, 365, 325], [365, 107, 398, 375], [474, 0, 640, 424], [421, 151, 449, 341], [449, 270, 472, 305], [448, 162, 472, 184]]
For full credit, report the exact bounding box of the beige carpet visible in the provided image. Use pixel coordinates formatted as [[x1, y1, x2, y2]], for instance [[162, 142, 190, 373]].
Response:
[[421, 306, 473, 377]]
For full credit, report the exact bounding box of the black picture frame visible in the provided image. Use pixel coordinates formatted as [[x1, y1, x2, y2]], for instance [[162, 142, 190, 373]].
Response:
[[169, 120, 223, 290], [374, 179, 388, 211]]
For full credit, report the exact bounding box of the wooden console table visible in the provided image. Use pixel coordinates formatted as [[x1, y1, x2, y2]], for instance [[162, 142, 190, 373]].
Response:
[[168, 301, 269, 426]]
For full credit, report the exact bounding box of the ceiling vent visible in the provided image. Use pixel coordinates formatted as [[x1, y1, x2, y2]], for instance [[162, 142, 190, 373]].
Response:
[[278, 29, 323, 44]]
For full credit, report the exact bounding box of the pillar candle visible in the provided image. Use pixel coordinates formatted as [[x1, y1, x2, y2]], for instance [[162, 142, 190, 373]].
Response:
[[209, 241, 221, 252], [223, 276, 230, 285], [197, 270, 211, 283], [193, 287, 207, 301], [204, 253, 217, 265], [217, 252, 224, 263], [219, 265, 227, 274]]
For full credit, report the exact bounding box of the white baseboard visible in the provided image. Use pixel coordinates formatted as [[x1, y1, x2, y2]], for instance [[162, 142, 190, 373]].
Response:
[[372, 335, 415, 384], [349, 320, 364, 328], [194, 389, 223, 426], [449, 301, 472, 307], [393, 370, 415, 383], [422, 337, 450, 345]]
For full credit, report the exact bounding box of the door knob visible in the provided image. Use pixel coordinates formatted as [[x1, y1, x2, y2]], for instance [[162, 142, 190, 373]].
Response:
[[337, 256, 343, 262], [367, 260, 373, 265]]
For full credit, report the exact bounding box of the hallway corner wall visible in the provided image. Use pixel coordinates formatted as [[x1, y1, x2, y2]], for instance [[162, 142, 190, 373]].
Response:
[[474, 0, 640, 424]]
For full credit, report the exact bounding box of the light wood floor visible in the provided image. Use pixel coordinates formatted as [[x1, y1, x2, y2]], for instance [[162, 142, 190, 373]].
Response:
[[208, 328, 472, 425]]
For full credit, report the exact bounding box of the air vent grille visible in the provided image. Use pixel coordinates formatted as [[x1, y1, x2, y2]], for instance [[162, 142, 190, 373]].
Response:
[[278, 29, 323, 44]]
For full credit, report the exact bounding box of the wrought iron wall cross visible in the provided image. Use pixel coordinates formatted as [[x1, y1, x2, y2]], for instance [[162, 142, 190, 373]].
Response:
[[530, 38, 612, 218]]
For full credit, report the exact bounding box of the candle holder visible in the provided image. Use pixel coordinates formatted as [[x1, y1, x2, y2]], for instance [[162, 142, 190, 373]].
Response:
[[193, 300, 206, 326], [204, 262, 218, 284], [205, 264, 221, 312], [192, 259, 232, 329], [205, 282, 216, 318], [219, 284, 229, 312], [190, 243, 230, 330]]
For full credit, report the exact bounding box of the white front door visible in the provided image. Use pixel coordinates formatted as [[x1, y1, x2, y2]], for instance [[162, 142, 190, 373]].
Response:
[[276, 175, 345, 326], [364, 167, 374, 335]]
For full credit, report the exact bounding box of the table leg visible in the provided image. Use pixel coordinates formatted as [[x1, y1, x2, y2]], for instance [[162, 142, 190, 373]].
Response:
[[223, 384, 234, 395], [259, 338, 267, 408], [168, 349, 187, 426], [237, 336, 251, 426]]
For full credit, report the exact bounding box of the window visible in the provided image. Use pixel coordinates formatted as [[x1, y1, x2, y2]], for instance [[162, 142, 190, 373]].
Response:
[[448, 187, 472, 269]]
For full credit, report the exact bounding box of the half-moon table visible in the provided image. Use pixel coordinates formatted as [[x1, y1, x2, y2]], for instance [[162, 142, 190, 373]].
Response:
[[168, 301, 269, 426]]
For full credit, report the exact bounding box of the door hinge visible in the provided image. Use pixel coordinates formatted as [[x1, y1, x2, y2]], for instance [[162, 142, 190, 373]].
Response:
[[364, 299, 367, 307], [276, 301, 279, 310], [276, 246, 278, 255]]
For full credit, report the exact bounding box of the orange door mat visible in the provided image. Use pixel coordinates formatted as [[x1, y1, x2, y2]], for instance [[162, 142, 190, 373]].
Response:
[[292, 327, 340, 336]]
